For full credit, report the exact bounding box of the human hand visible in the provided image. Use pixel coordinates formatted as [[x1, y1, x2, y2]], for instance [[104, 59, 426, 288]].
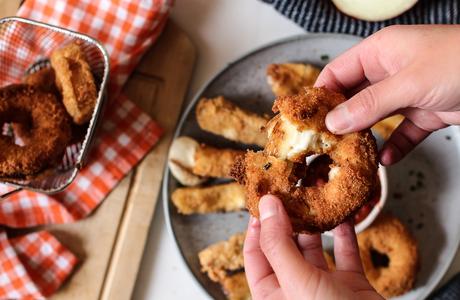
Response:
[[244, 195, 383, 300], [315, 25, 460, 165]]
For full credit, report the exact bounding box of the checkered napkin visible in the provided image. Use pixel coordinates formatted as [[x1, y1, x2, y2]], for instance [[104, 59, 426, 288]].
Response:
[[0, 0, 171, 298], [262, 0, 459, 37]]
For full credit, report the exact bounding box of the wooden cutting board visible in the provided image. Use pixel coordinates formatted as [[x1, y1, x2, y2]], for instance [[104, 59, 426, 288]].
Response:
[[48, 22, 195, 300]]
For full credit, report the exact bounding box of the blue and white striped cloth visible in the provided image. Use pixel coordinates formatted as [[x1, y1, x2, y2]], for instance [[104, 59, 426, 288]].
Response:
[[262, 0, 459, 36]]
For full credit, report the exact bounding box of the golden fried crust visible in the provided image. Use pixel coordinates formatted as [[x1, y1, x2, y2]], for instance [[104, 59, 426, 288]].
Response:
[[199, 233, 249, 300], [50, 42, 97, 125], [0, 84, 71, 177], [23, 67, 58, 95], [196, 96, 269, 147], [372, 115, 404, 140], [272, 86, 343, 131], [198, 233, 245, 282], [231, 151, 296, 217], [171, 182, 246, 214], [358, 214, 419, 298], [264, 88, 345, 162], [194, 144, 244, 178], [267, 63, 321, 97], [221, 273, 251, 300], [15, 68, 61, 144], [231, 87, 378, 233]]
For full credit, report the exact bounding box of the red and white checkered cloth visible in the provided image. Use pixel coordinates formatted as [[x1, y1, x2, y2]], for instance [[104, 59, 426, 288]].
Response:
[[0, 231, 77, 299], [0, 0, 172, 298]]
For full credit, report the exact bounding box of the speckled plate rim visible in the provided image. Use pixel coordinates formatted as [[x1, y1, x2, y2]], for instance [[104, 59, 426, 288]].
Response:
[[161, 33, 460, 300], [408, 125, 460, 300]]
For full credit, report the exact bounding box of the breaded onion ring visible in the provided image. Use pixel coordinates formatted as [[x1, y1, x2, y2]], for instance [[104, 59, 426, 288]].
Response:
[[358, 214, 418, 298], [231, 87, 378, 233], [0, 84, 71, 177], [51, 42, 97, 125], [23, 67, 58, 95]]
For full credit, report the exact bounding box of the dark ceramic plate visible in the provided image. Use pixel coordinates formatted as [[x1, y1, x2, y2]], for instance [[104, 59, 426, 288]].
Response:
[[163, 34, 460, 300]]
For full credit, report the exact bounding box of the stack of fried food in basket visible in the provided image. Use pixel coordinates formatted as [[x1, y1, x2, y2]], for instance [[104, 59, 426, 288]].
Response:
[[1, 41, 96, 179], [168, 63, 417, 300]]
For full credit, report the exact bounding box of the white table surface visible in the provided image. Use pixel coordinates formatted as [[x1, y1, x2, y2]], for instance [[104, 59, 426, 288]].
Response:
[[132, 1, 460, 299]]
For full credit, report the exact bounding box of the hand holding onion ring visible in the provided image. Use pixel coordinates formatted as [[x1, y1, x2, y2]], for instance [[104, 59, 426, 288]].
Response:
[[231, 87, 378, 233]]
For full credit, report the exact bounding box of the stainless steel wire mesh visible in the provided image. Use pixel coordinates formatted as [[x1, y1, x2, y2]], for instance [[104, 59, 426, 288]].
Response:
[[0, 17, 109, 195]]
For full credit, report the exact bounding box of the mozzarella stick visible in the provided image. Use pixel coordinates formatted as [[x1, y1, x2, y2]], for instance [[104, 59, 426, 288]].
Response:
[[196, 96, 269, 147], [198, 232, 245, 282], [171, 182, 245, 214], [198, 233, 250, 300], [168, 136, 245, 186], [266, 63, 321, 97], [194, 144, 244, 178], [168, 136, 207, 187]]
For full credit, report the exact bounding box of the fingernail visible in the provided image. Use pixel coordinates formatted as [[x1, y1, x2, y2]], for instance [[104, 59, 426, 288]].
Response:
[[380, 144, 401, 166], [259, 196, 277, 221], [326, 105, 352, 133], [333, 219, 355, 235], [249, 216, 260, 227], [379, 150, 392, 166]]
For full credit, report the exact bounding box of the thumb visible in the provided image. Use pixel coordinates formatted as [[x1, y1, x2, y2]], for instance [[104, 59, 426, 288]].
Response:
[[259, 194, 293, 238], [258, 195, 319, 295], [325, 73, 412, 134]]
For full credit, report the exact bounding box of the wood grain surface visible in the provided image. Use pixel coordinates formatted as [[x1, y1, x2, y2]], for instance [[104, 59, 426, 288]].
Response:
[[0, 0, 20, 18], [41, 21, 195, 300]]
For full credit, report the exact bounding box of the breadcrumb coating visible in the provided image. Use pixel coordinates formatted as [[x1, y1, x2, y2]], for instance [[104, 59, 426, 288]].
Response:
[[231, 87, 378, 233], [198, 233, 250, 300], [194, 144, 244, 178], [196, 96, 269, 147], [266, 63, 321, 97], [0, 84, 71, 177], [50, 41, 97, 125], [171, 182, 245, 214], [358, 214, 419, 298]]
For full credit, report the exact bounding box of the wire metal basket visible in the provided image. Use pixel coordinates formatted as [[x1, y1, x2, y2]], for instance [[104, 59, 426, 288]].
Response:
[[0, 17, 110, 198]]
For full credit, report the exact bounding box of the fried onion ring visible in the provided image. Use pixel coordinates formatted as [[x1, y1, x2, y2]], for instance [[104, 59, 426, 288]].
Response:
[[23, 67, 58, 95], [0, 84, 71, 177], [50, 42, 97, 125], [231, 87, 378, 233], [358, 214, 419, 298]]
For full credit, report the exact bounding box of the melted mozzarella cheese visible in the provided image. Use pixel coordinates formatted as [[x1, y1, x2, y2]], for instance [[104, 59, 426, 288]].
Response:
[[328, 166, 341, 180]]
